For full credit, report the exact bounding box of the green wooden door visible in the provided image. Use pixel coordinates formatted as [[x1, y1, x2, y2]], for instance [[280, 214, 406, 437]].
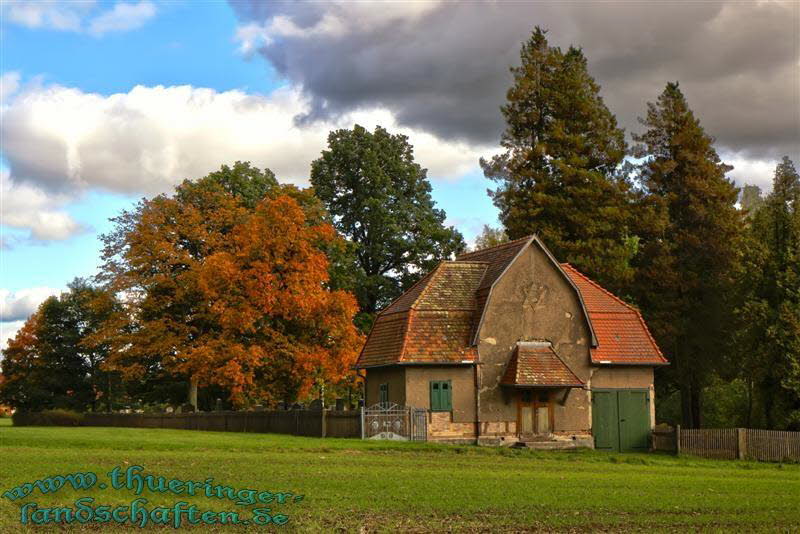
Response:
[[618, 390, 650, 452], [592, 390, 619, 451], [592, 389, 650, 452]]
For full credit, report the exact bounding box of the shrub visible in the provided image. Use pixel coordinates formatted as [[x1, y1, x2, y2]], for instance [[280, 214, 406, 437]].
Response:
[[12, 409, 84, 427]]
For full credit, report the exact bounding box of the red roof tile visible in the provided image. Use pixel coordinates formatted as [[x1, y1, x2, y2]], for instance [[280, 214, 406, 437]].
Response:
[[501, 343, 584, 387], [356, 236, 668, 368], [560, 263, 667, 365], [356, 262, 487, 367]]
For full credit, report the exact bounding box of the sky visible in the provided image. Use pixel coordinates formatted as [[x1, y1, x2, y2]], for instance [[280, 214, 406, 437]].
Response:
[[1, 0, 798, 350]]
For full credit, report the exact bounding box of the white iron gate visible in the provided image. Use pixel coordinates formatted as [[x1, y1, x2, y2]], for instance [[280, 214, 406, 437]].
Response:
[[361, 403, 427, 441]]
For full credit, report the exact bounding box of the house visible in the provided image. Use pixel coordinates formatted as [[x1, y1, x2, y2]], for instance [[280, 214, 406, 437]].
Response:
[[355, 235, 668, 451]]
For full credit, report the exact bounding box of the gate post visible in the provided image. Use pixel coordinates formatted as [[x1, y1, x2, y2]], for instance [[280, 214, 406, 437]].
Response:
[[675, 425, 681, 456], [360, 406, 365, 439], [737, 428, 746, 460]]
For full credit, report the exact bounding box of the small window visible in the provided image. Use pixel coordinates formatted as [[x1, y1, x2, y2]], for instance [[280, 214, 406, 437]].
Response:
[[379, 383, 388, 405], [430, 380, 452, 411]]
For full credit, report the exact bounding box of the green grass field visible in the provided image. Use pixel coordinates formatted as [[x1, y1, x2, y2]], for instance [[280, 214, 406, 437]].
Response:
[[1, 417, 798, 532]]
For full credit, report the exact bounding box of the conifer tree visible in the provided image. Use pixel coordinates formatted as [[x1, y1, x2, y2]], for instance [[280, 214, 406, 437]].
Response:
[[482, 27, 637, 291], [633, 82, 744, 428], [737, 157, 800, 428]]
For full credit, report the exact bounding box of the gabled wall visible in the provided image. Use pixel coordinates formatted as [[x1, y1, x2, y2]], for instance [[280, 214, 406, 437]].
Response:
[[476, 241, 594, 434]]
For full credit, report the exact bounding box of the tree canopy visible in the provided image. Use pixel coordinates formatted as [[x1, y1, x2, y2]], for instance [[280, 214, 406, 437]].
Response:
[[97, 162, 362, 408], [310, 124, 465, 328], [482, 27, 637, 292], [0, 279, 116, 412], [632, 82, 744, 428], [734, 157, 800, 428]]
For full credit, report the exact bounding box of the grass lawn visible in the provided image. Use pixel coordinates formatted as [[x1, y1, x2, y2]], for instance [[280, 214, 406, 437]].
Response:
[[1, 417, 798, 532]]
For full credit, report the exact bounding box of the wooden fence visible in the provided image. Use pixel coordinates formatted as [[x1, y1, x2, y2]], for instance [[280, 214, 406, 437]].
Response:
[[652, 426, 800, 462], [14, 409, 361, 439]]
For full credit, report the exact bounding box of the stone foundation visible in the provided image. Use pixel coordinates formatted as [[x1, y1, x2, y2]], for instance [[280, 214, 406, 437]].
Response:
[[428, 413, 593, 448], [428, 411, 476, 442]]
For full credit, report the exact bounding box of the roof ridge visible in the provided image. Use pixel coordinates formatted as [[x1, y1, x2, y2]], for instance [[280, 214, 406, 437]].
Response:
[[560, 263, 637, 312], [447, 260, 491, 266], [456, 234, 533, 259], [409, 262, 443, 310], [378, 264, 439, 316], [545, 345, 584, 385]]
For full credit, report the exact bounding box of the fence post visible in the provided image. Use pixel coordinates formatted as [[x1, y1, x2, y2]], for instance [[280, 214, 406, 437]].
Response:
[[360, 406, 365, 439], [675, 425, 681, 456], [321, 409, 327, 438], [737, 428, 747, 460]]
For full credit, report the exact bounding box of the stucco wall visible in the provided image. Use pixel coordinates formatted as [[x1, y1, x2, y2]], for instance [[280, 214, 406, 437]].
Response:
[[476, 241, 593, 432], [364, 367, 406, 407], [591, 366, 656, 428], [404, 366, 476, 423]]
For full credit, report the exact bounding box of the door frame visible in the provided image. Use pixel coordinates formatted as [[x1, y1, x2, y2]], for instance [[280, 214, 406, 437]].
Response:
[[516, 389, 554, 437], [591, 388, 651, 452]]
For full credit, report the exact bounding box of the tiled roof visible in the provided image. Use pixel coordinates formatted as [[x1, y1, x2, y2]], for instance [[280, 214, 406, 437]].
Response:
[[560, 264, 668, 365], [356, 236, 668, 368], [500, 342, 584, 387], [456, 236, 531, 291], [456, 236, 532, 341], [355, 262, 487, 367]]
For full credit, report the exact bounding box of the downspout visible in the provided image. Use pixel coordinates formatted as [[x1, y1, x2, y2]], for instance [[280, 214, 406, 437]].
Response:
[[474, 351, 481, 444]]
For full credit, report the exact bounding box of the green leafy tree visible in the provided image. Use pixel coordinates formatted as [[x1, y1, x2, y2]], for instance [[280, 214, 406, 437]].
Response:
[[482, 27, 637, 292], [0, 279, 116, 412], [310, 125, 465, 328], [632, 82, 744, 428], [473, 225, 508, 251], [736, 157, 800, 428]]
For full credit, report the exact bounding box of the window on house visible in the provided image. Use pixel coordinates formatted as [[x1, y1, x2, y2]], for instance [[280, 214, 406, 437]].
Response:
[[430, 380, 452, 411], [379, 383, 388, 405]]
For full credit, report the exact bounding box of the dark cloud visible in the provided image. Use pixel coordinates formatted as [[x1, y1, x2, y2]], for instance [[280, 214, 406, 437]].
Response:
[[230, 1, 799, 163]]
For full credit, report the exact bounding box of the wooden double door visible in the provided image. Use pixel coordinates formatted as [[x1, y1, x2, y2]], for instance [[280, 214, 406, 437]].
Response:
[[592, 389, 650, 452], [517, 389, 553, 436]]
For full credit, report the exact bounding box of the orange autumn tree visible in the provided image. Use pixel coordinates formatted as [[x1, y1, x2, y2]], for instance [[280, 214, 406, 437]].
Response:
[[98, 162, 362, 408], [197, 196, 361, 403]]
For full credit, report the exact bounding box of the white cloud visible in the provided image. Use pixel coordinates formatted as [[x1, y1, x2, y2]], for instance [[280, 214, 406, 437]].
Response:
[[233, 1, 440, 54], [1, 0, 156, 36], [0, 287, 61, 322], [1, 81, 490, 201], [88, 1, 156, 37], [2, 0, 91, 32], [0, 72, 21, 104], [1, 320, 26, 352], [0, 170, 86, 242], [722, 152, 777, 193]]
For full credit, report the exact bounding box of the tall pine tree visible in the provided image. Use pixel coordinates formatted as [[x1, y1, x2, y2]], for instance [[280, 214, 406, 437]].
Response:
[[633, 82, 744, 428], [737, 157, 800, 428], [482, 27, 637, 292]]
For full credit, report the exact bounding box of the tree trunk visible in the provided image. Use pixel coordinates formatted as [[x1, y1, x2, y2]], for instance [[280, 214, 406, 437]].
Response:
[[189, 377, 198, 410], [680, 383, 693, 428], [690, 381, 702, 428]]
